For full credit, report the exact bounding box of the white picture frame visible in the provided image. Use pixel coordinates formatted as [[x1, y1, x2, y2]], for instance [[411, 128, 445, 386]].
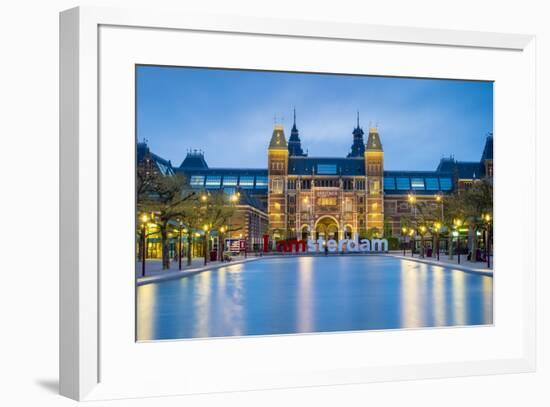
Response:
[[60, 6, 536, 401]]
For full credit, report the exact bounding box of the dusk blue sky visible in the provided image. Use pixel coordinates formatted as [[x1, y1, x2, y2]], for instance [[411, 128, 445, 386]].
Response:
[[137, 66, 493, 171]]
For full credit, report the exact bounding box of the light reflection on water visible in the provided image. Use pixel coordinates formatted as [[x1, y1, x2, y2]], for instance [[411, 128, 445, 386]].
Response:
[[137, 256, 493, 340]]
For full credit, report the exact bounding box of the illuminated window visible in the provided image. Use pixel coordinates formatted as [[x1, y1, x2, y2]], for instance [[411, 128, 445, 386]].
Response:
[[271, 178, 284, 194], [384, 177, 396, 190], [271, 161, 284, 170], [222, 176, 238, 186], [317, 164, 337, 175], [411, 178, 425, 190], [439, 177, 453, 191], [190, 175, 205, 187], [396, 177, 410, 190], [205, 175, 221, 187], [344, 197, 353, 212], [369, 180, 380, 195], [255, 176, 268, 188], [317, 197, 337, 206], [425, 177, 439, 190], [239, 176, 254, 188]]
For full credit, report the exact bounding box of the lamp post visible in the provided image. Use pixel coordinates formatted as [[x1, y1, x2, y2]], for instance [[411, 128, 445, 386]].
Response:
[[409, 229, 415, 257], [433, 222, 441, 261], [452, 230, 459, 264], [483, 213, 492, 268], [178, 220, 183, 271], [219, 226, 226, 262], [408, 193, 417, 218], [140, 214, 148, 277], [453, 218, 463, 264], [401, 227, 407, 255], [203, 224, 210, 266], [419, 225, 427, 258]]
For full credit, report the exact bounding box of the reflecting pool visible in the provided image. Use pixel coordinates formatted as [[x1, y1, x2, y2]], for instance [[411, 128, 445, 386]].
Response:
[[136, 256, 493, 340]]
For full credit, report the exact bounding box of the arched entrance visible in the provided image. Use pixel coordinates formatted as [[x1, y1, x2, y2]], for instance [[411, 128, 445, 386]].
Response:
[[315, 216, 340, 241], [300, 224, 310, 240], [343, 224, 353, 239]]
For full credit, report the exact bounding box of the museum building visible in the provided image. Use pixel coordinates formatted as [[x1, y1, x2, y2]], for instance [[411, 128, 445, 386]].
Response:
[[143, 112, 493, 246]]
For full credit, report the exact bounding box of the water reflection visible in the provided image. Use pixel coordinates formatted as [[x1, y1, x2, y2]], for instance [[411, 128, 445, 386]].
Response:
[[432, 267, 447, 326], [297, 256, 314, 332], [136, 256, 494, 340], [192, 271, 211, 338], [136, 283, 157, 340], [482, 277, 493, 323], [452, 271, 466, 326]]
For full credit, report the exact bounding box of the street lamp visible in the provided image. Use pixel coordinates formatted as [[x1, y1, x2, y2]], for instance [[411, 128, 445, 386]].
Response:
[[401, 227, 408, 255], [433, 221, 441, 260], [140, 214, 149, 277], [482, 213, 492, 268], [453, 218, 463, 264], [451, 230, 460, 264], [419, 225, 427, 258], [408, 228, 415, 257], [219, 226, 226, 262], [203, 224, 210, 265], [178, 220, 183, 271]]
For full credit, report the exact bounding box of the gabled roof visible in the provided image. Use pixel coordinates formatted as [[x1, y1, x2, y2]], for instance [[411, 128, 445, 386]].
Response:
[[481, 135, 493, 161], [436, 157, 456, 172], [436, 157, 484, 180], [366, 128, 383, 151], [177, 168, 267, 177], [268, 125, 288, 150], [137, 142, 175, 176], [179, 150, 209, 169], [455, 162, 483, 179]]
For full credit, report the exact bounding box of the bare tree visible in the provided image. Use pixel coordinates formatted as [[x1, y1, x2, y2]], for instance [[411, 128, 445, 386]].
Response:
[[138, 173, 195, 269]]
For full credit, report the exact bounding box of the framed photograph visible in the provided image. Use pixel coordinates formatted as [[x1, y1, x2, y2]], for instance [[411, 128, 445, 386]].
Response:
[[60, 6, 536, 401]]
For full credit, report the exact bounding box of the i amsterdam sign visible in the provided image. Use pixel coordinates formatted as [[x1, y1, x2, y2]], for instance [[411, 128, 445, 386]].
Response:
[[276, 237, 389, 253]]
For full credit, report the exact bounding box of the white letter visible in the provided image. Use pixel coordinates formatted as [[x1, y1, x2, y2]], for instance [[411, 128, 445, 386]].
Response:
[[338, 239, 348, 252], [327, 239, 338, 252], [347, 237, 359, 252], [317, 238, 325, 252], [307, 239, 317, 252], [359, 239, 371, 252], [371, 239, 388, 252]]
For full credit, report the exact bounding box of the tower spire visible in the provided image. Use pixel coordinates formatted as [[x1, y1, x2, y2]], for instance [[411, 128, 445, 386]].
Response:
[[288, 107, 306, 156], [347, 111, 365, 157]]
